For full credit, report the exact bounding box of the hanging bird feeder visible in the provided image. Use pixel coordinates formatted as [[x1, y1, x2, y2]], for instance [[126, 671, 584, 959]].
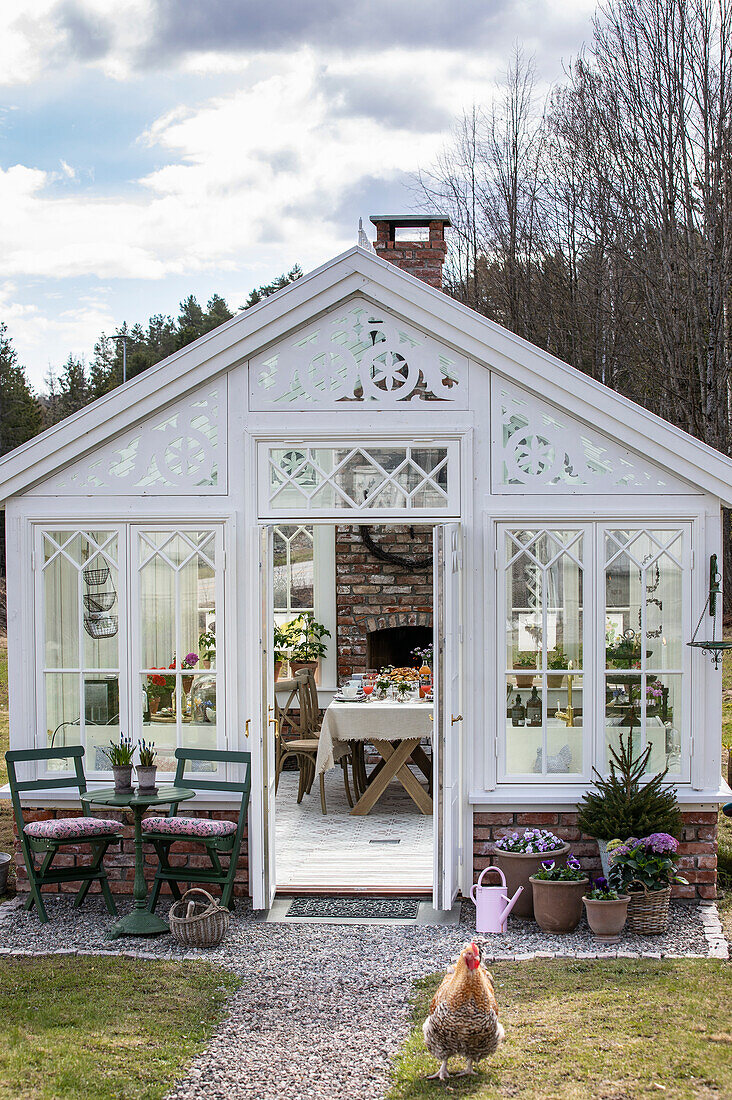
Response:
[[687, 554, 732, 668]]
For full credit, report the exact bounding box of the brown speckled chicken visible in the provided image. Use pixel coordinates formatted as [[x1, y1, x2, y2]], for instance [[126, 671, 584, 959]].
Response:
[[422, 942, 504, 1081]]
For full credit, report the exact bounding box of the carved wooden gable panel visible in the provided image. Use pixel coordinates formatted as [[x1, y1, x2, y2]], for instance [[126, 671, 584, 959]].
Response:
[[249, 297, 468, 410], [492, 378, 698, 494], [32, 384, 225, 495]]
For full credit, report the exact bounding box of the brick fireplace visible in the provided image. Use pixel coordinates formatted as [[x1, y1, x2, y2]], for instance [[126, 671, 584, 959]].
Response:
[[335, 524, 433, 680]]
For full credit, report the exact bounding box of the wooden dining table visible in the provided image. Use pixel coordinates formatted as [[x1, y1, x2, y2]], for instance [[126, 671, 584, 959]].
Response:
[[315, 697, 433, 815]]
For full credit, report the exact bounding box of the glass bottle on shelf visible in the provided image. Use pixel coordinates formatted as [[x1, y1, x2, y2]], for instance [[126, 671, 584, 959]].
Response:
[[526, 686, 542, 726], [511, 694, 526, 727]]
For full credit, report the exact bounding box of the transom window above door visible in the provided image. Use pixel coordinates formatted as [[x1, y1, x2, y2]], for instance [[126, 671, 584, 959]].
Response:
[[258, 441, 459, 518]]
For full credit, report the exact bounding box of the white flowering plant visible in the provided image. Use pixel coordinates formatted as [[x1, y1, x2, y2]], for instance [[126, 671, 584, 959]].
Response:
[[495, 828, 565, 854]]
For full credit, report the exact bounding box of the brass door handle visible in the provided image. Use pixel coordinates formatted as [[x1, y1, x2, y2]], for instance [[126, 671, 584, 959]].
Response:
[[451, 714, 463, 725], [268, 716, 280, 737], [245, 719, 251, 738]]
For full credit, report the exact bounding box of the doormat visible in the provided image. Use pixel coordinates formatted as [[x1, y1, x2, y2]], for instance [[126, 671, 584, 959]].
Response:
[[286, 897, 421, 920]]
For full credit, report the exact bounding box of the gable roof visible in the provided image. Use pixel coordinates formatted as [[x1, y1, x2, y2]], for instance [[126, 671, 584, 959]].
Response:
[[1, 245, 731, 504]]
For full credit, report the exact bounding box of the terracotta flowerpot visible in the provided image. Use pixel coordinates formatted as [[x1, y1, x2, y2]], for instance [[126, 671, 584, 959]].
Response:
[[149, 696, 160, 716], [583, 895, 630, 942], [290, 660, 318, 682], [547, 673, 565, 689], [275, 660, 283, 681], [136, 765, 157, 794], [530, 875, 590, 933], [493, 844, 570, 919], [513, 666, 535, 689], [182, 675, 194, 695], [112, 764, 134, 794]]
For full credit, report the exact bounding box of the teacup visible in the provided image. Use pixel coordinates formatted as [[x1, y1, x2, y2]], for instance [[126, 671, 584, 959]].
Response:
[[342, 684, 358, 698]]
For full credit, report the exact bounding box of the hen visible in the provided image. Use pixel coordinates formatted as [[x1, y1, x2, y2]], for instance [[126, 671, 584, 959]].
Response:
[[422, 941, 504, 1081]]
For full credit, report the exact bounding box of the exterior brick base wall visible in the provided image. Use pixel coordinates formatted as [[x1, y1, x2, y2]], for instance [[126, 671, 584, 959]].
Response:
[[473, 810, 718, 900], [13, 808, 248, 899]]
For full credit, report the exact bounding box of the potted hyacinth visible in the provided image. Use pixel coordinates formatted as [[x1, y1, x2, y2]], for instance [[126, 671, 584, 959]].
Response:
[[582, 876, 630, 943], [608, 833, 687, 935], [493, 828, 570, 919], [530, 854, 590, 933]]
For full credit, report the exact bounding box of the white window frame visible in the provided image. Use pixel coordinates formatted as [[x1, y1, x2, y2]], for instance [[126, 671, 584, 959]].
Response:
[[491, 518, 694, 789], [34, 521, 227, 779]]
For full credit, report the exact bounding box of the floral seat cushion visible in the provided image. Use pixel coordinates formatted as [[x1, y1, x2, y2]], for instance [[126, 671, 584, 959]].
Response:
[[24, 817, 121, 841], [142, 816, 237, 838]]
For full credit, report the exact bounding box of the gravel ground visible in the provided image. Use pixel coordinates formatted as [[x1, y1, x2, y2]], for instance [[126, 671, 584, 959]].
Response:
[[0, 896, 719, 1100]]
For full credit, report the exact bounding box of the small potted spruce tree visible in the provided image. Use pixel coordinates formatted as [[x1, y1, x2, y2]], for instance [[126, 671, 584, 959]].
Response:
[[576, 731, 682, 876]]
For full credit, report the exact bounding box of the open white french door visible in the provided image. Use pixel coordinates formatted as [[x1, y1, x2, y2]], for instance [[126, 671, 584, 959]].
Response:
[[257, 525, 277, 909], [433, 523, 463, 910]]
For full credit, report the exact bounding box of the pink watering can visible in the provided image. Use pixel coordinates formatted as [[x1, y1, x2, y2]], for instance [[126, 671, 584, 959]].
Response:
[[470, 866, 523, 934]]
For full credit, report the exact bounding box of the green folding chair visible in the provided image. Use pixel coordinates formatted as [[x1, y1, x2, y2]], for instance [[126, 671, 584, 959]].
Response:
[[6, 746, 123, 924], [143, 747, 251, 913]]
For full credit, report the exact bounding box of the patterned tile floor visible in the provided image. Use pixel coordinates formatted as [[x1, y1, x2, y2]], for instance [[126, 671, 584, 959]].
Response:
[[275, 766, 433, 888]]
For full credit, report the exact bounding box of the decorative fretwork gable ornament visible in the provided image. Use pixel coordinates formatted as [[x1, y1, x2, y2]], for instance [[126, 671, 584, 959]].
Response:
[[492, 379, 698, 494], [249, 297, 467, 410]]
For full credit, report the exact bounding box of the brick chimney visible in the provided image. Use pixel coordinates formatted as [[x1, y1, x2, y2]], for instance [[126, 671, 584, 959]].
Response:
[[369, 214, 451, 289]]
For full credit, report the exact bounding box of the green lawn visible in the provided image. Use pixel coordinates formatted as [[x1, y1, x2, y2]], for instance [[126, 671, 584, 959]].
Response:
[[389, 960, 732, 1100], [0, 955, 239, 1100]]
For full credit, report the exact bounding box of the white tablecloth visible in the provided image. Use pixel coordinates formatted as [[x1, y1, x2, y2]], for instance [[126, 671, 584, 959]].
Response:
[[315, 699, 434, 774]]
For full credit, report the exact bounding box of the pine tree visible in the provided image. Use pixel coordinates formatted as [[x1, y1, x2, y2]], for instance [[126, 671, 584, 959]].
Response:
[[576, 732, 682, 841], [243, 265, 303, 308], [0, 323, 41, 454], [57, 354, 89, 420], [203, 294, 233, 332], [175, 295, 206, 349]]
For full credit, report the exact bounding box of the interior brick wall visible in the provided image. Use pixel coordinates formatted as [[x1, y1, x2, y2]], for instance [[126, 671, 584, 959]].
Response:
[[335, 524, 433, 681], [472, 810, 717, 901], [13, 808, 248, 899]]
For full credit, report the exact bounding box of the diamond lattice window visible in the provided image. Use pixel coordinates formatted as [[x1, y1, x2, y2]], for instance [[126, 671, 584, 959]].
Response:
[[263, 444, 455, 515]]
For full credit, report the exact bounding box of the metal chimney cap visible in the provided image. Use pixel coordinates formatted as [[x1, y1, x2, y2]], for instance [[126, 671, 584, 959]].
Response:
[[369, 214, 452, 228]]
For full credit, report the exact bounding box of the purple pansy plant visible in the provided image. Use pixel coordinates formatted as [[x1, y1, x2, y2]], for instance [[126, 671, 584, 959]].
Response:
[[182, 653, 200, 670], [532, 852, 587, 881]]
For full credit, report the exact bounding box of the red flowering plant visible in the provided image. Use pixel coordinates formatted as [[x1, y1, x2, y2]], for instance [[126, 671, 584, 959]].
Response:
[[147, 666, 175, 700]]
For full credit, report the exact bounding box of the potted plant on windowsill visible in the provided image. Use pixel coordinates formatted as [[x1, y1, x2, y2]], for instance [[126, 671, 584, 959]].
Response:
[[512, 652, 536, 689], [493, 829, 570, 919], [199, 629, 216, 670], [287, 613, 331, 682], [547, 648, 568, 689], [576, 732, 682, 876], [273, 622, 289, 681], [608, 833, 687, 935], [104, 733, 135, 793], [530, 854, 590, 933], [582, 877, 630, 942], [181, 652, 199, 695]]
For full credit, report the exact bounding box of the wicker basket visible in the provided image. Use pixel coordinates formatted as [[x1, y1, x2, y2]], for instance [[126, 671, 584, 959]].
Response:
[[168, 888, 231, 948], [626, 885, 671, 935]]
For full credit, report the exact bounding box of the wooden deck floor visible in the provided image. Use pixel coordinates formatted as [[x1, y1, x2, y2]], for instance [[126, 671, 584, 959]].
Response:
[[274, 767, 433, 890]]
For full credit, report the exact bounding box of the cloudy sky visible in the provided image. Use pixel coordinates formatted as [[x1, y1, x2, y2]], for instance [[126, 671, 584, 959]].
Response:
[[1, 0, 595, 390]]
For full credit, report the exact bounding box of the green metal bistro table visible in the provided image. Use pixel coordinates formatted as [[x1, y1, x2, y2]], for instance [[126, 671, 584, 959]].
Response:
[[81, 786, 195, 940]]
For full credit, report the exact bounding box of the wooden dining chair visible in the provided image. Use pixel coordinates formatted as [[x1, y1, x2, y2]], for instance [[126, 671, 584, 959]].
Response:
[[274, 669, 355, 814]]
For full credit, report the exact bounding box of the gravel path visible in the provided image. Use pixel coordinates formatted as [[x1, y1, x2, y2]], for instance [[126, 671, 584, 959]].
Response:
[[0, 896, 721, 1100]]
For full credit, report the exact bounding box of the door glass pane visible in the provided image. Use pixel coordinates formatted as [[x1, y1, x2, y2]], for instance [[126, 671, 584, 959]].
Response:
[[85, 675, 121, 770], [140, 556, 175, 670], [547, 673, 583, 775]]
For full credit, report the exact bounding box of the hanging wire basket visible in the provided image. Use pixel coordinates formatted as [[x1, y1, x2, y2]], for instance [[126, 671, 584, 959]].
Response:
[[83, 565, 110, 587], [687, 554, 731, 668], [84, 614, 118, 639], [83, 590, 117, 613]]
